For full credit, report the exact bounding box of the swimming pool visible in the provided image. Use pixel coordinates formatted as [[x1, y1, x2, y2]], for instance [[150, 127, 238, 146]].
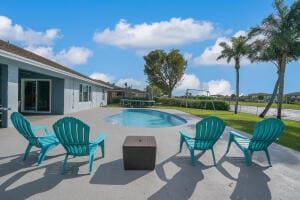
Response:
[[105, 109, 187, 128]]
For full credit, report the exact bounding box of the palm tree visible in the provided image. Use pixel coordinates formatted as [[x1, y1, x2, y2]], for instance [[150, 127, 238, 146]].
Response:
[[249, 0, 300, 119], [217, 36, 250, 114]]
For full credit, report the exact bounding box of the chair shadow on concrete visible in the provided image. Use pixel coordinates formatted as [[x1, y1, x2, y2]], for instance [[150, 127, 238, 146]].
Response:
[[0, 151, 64, 178], [0, 157, 101, 199], [216, 154, 271, 200], [90, 159, 150, 185], [149, 152, 212, 200]]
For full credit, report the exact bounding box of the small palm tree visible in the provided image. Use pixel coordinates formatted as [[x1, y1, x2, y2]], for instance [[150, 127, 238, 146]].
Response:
[[249, 0, 300, 119], [217, 36, 250, 114]]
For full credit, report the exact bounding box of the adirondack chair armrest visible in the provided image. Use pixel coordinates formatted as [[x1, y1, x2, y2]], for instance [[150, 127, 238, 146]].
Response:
[[229, 131, 249, 139], [32, 125, 51, 135], [91, 133, 106, 145], [179, 130, 193, 139]]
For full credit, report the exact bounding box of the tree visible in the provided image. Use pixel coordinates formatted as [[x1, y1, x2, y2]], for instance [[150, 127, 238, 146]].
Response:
[[144, 49, 187, 97], [249, 0, 300, 119], [145, 84, 163, 99], [217, 36, 251, 114]]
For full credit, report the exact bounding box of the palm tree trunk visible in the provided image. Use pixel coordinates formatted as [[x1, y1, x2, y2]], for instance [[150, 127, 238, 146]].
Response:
[[277, 62, 286, 119], [259, 77, 279, 118], [234, 66, 240, 114]]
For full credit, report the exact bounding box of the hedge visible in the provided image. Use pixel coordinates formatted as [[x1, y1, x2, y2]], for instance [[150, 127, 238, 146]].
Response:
[[156, 97, 230, 111]]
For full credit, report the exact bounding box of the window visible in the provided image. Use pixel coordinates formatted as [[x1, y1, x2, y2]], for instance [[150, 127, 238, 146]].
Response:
[[102, 89, 105, 100], [79, 84, 92, 102]]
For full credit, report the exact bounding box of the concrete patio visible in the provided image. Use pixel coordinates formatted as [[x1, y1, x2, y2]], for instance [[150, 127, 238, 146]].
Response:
[[0, 108, 299, 200]]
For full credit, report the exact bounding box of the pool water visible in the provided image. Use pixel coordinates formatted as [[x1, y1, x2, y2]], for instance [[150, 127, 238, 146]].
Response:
[[105, 109, 187, 128]]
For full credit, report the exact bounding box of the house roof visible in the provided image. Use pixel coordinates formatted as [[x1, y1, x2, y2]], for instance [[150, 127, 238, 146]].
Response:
[[286, 92, 300, 96], [0, 39, 113, 89], [248, 92, 271, 96], [108, 84, 146, 93]]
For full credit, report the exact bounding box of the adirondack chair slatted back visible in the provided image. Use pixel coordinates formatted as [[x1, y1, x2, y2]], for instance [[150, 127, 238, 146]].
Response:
[[249, 118, 285, 151], [194, 116, 226, 149], [10, 112, 41, 147], [53, 117, 90, 155]]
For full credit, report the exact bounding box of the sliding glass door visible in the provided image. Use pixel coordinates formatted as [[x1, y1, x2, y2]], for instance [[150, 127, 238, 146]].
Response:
[[22, 79, 51, 113]]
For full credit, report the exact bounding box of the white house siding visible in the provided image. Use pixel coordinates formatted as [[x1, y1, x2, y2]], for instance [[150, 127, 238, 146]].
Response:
[[63, 78, 107, 114]]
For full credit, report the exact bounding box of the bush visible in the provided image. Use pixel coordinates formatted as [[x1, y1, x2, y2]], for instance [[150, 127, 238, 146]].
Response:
[[156, 97, 230, 111]]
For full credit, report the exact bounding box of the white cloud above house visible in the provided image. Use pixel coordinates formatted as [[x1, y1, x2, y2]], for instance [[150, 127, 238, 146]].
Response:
[[89, 73, 114, 83], [173, 73, 233, 96], [26, 46, 93, 66], [93, 18, 215, 49], [193, 30, 250, 66], [0, 16, 60, 46], [203, 79, 233, 96], [56, 47, 93, 66], [174, 73, 201, 93], [116, 78, 146, 90]]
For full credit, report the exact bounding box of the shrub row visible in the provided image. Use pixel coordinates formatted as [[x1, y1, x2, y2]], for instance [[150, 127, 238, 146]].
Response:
[[156, 97, 230, 111]]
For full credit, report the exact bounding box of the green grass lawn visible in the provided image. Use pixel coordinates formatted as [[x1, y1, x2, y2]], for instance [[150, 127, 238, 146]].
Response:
[[228, 101, 300, 110], [155, 105, 300, 151]]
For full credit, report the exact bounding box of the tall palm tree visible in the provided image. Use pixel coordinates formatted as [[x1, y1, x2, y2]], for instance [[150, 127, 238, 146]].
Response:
[[217, 36, 250, 114], [249, 0, 300, 119]]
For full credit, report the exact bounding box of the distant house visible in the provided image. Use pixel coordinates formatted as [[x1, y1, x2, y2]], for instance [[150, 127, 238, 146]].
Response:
[[247, 93, 273, 102], [107, 85, 148, 103], [286, 92, 300, 103], [0, 40, 113, 128]]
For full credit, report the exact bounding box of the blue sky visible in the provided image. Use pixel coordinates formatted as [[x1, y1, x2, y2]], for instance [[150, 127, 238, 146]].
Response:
[[0, 0, 299, 95]]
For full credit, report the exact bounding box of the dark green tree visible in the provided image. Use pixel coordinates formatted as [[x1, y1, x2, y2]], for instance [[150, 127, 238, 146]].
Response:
[[249, 0, 300, 119], [144, 49, 187, 97], [217, 36, 251, 114]]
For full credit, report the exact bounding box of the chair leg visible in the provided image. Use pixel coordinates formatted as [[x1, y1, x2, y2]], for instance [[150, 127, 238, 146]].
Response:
[[37, 144, 56, 166], [264, 149, 272, 167], [89, 153, 95, 174], [23, 144, 33, 161], [243, 150, 251, 166], [226, 134, 233, 154], [250, 150, 253, 160], [100, 141, 105, 157], [179, 135, 184, 153], [211, 148, 216, 166], [61, 154, 69, 175], [190, 149, 195, 166]]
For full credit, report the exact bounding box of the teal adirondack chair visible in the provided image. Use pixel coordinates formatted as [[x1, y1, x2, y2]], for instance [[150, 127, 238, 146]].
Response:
[[226, 118, 285, 166], [179, 116, 226, 165], [52, 117, 106, 174], [10, 112, 59, 165]]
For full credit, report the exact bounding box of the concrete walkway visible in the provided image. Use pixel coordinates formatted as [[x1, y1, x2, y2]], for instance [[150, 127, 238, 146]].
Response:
[[0, 108, 299, 200]]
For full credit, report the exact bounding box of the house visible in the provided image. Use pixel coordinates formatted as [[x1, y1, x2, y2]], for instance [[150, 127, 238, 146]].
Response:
[[0, 40, 113, 128], [247, 93, 273, 102], [107, 85, 148, 103], [286, 92, 300, 103]]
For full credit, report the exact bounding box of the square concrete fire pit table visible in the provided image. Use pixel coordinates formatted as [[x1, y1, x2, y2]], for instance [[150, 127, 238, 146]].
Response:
[[123, 136, 156, 170]]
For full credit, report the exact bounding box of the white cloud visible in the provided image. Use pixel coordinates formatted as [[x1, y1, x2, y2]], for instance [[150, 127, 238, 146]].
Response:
[[116, 78, 146, 90], [0, 16, 60, 45], [193, 30, 250, 66], [174, 73, 201, 94], [56, 47, 93, 66], [183, 52, 193, 61], [203, 79, 233, 96], [26, 46, 93, 66], [93, 18, 214, 49], [89, 73, 114, 83], [193, 37, 230, 65]]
